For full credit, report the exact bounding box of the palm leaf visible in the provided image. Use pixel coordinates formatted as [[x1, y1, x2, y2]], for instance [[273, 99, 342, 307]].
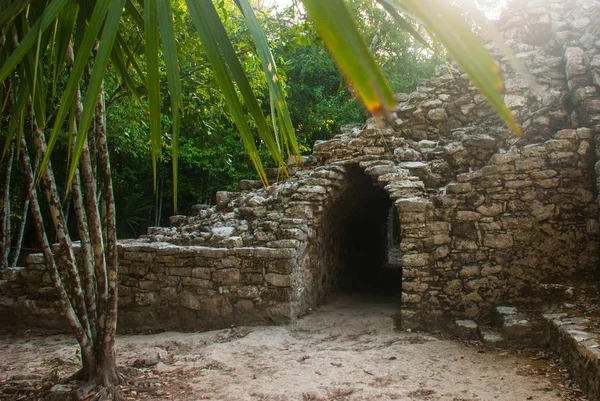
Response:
[[144, 0, 161, 192], [375, 0, 433, 52], [66, 0, 127, 188], [200, 0, 287, 171], [40, 0, 111, 181], [301, 0, 396, 119], [236, 0, 300, 160], [186, 0, 268, 184], [157, 0, 182, 210], [399, 0, 520, 134], [0, 0, 68, 84]]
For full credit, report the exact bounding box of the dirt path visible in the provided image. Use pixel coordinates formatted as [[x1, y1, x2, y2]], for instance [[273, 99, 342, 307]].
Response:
[[0, 294, 584, 400]]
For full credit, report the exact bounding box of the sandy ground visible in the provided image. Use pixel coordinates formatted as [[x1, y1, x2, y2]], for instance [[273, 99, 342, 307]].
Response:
[[0, 293, 585, 401]]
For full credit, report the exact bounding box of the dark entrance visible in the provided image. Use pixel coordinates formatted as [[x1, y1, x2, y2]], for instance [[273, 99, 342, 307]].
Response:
[[327, 165, 402, 295]]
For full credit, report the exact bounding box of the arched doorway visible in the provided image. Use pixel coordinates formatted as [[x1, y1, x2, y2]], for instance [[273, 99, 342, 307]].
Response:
[[322, 164, 402, 296]]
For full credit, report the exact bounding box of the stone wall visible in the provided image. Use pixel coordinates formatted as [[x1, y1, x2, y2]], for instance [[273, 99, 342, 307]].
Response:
[[2, 0, 600, 333]]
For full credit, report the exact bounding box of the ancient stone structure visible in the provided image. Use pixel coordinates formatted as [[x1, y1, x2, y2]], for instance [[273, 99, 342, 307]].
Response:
[[1, 0, 600, 335]]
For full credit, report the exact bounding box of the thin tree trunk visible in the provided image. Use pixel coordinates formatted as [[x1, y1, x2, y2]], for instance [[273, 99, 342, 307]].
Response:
[[94, 83, 120, 386], [19, 135, 95, 365], [9, 196, 29, 268], [67, 45, 100, 345], [32, 122, 93, 346], [1, 140, 14, 270]]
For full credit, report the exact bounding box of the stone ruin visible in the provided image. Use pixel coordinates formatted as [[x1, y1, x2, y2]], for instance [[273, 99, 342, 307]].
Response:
[[1, 1, 600, 393]]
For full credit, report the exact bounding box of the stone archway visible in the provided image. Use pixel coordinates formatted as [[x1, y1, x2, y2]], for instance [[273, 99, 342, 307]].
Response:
[[320, 164, 402, 297]]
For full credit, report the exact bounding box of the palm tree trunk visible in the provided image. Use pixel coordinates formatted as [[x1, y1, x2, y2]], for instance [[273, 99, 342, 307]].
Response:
[[94, 84, 120, 387], [1, 140, 14, 270], [9, 197, 28, 268]]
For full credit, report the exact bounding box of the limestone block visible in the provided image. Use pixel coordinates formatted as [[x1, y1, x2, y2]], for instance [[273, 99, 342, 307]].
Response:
[[481, 265, 503, 276], [265, 273, 292, 287], [504, 94, 527, 108], [505, 179, 533, 189], [447, 183, 472, 194], [160, 287, 178, 302], [521, 144, 547, 158], [432, 234, 452, 245], [169, 267, 192, 277], [455, 320, 480, 340], [401, 292, 422, 304], [530, 169, 557, 179], [456, 211, 481, 221], [402, 253, 432, 267], [444, 280, 462, 295], [237, 286, 260, 299], [427, 108, 448, 121], [213, 269, 241, 286], [536, 178, 560, 188], [211, 227, 235, 240], [454, 239, 478, 250], [483, 233, 514, 249], [135, 292, 158, 306], [515, 158, 545, 171], [394, 147, 422, 161], [476, 203, 503, 216], [490, 152, 519, 165], [433, 246, 450, 259], [201, 295, 233, 317], [182, 277, 213, 289], [234, 299, 255, 312], [459, 266, 481, 278], [363, 146, 386, 155], [396, 198, 431, 212]]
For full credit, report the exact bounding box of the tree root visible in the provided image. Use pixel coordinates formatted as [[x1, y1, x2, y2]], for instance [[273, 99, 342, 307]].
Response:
[[86, 385, 124, 401]]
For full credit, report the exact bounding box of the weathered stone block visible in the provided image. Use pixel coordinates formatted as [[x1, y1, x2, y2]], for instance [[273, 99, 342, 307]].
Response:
[[191, 268, 211, 280], [182, 277, 213, 289], [213, 269, 241, 286], [402, 253, 432, 267], [456, 211, 481, 221], [447, 183, 472, 194], [476, 203, 503, 216], [265, 273, 292, 287], [396, 198, 430, 212], [169, 267, 192, 277], [483, 233, 514, 249], [135, 292, 158, 306]]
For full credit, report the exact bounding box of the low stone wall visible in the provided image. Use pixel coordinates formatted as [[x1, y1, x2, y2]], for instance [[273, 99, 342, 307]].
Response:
[[0, 242, 298, 332]]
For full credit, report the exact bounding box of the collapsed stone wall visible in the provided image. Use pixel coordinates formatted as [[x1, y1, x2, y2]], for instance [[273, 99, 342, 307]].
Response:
[[2, 0, 600, 332]]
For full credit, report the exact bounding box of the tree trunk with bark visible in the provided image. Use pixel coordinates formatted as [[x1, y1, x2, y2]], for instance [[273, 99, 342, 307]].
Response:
[[1, 139, 14, 270], [19, 60, 122, 397]]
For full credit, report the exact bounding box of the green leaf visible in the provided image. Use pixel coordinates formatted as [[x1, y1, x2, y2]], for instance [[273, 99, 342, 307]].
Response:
[[144, 0, 161, 192], [0, 0, 32, 30], [399, 0, 520, 134], [109, 43, 146, 112], [0, 0, 68, 84], [375, 0, 433, 52], [66, 0, 128, 188], [157, 0, 182, 210], [301, 0, 395, 119], [199, 0, 286, 172], [116, 33, 148, 87], [125, 0, 144, 28], [51, 0, 78, 95], [236, 0, 299, 160], [39, 0, 111, 182], [186, 0, 267, 184]]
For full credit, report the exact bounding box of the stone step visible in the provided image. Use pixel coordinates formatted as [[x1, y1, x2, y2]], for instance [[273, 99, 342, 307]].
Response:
[[454, 319, 481, 340], [494, 305, 542, 344], [480, 329, 510, 348]]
